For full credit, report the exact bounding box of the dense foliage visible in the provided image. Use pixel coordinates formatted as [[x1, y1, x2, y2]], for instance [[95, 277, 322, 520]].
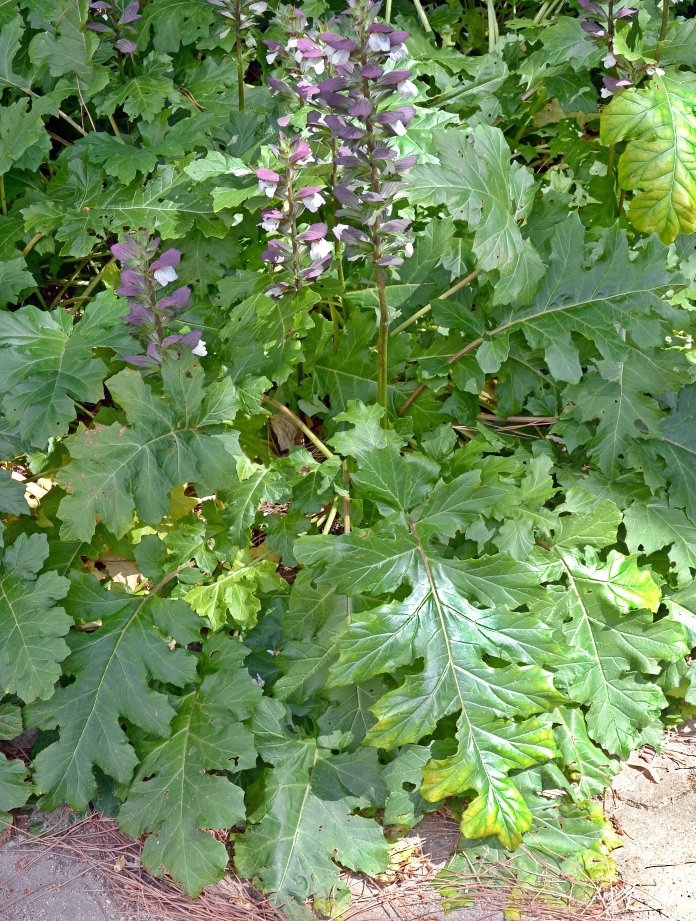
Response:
[[1, 0, 696, 915]]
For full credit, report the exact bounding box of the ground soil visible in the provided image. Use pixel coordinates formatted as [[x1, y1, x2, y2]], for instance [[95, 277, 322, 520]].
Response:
[[2, 728, 695, 921], [607, 725, 696, 921]]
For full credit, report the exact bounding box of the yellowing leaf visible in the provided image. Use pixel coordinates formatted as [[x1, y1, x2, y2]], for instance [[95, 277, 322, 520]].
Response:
[[185, 552, 282, 630], [169, 484, 198, 521], [601, 75, 696, 243]]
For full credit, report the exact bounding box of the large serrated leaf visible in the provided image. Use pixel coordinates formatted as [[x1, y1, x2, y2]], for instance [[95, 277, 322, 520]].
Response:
[[25, 571, 199, 810], [119, 635, 261, 896], [405, 125, 544, 303], [0, 293, 133, 449], [0, 99, 51, 175], [297, 450, 563, 850], [552, 707, 620, 800], [560, 345, 689, 474], [235, 699, 389, 905], [0, 753, 32, 827], [0, 533, 71, 704], [498, 217, 678, 383], [56, 355, 240, 541], [657, 384, 696, 525], [548, 548, 685, 756], [623, 500, 696, 587]]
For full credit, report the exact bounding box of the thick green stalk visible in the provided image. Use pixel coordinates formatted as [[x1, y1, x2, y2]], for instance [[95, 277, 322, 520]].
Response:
[[655, 0, 671, 64], [236, 0, 245, 110], [390, 268, 483, 337], [263, 397, 335, 460], [375, 265, 390, 416], [487, 0, 498, 53], [412, 0, 432, 32]]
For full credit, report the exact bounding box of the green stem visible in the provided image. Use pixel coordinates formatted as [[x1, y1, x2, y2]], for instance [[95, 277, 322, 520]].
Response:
[[358, 36, 391, 426], [49, 255, 94, 308], [236, 0, 245, 110], [486, 0, 498, 53], [533, 1, 550, 25], [22, 233, 43, 257], [655, 0, 670, 64], [73, 400, 95, 419], [376, 266, 390, 419], [330, 137, 347, 313], [57, 109, 88, 138], [0, 175, 6, 218], [390, 268, 483, 336], [330, 301, 340, 354], [607, 143, 620, 211], [33, 288, 49, 310], [412, 0, 432, 32], [263, 396, 334, 460], [83, 257, 115, 300], [285, 163, 302, 286], [390, 303, 433, 337], [342, 461, 352, 535], [322, 500, 338, 534]]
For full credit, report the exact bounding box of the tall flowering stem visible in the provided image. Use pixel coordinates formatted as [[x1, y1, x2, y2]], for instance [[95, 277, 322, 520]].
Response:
[[208, 0, 268, 109], [314, 0, 417, 420], [256, 136, 332, 299], [111, 234, 206, 368], [264, 7, 345, 315]]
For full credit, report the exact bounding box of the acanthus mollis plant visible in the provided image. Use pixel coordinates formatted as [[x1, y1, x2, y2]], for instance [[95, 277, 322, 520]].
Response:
[[207, 0, 268, 109], [258, 1, 418, 407], [313, 1, 418, 416], [256, 136, 332, 299], [111, 235, 207, 368], [87, 0, 142, 57]]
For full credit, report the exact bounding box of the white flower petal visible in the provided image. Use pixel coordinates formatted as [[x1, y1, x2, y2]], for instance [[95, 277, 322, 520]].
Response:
[[328, 48, 349, 65], [310, 238, 333, 260], [368, 33, 390, 52], [397, 79, 418, 100], [153, 265, 178, 285], [303, 192, 324, 213], [389, 44, 408, 61], [191, 339, 207, 357]]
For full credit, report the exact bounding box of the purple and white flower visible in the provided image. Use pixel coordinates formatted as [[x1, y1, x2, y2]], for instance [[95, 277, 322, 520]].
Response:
[[257, 168, 281, 196]]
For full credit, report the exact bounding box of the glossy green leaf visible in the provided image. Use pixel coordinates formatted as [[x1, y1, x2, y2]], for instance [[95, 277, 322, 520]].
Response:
[[0, 294, 132, 449], [406, 125, 544, 302], [549, 548, 684, 756], [0, 753, 32, 827], [26, 572, 198, 810], [56, 355, 241, 541], [0, 533, 71, 704], [119, 635, 260, 895], [235, 700, 389, 905]]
